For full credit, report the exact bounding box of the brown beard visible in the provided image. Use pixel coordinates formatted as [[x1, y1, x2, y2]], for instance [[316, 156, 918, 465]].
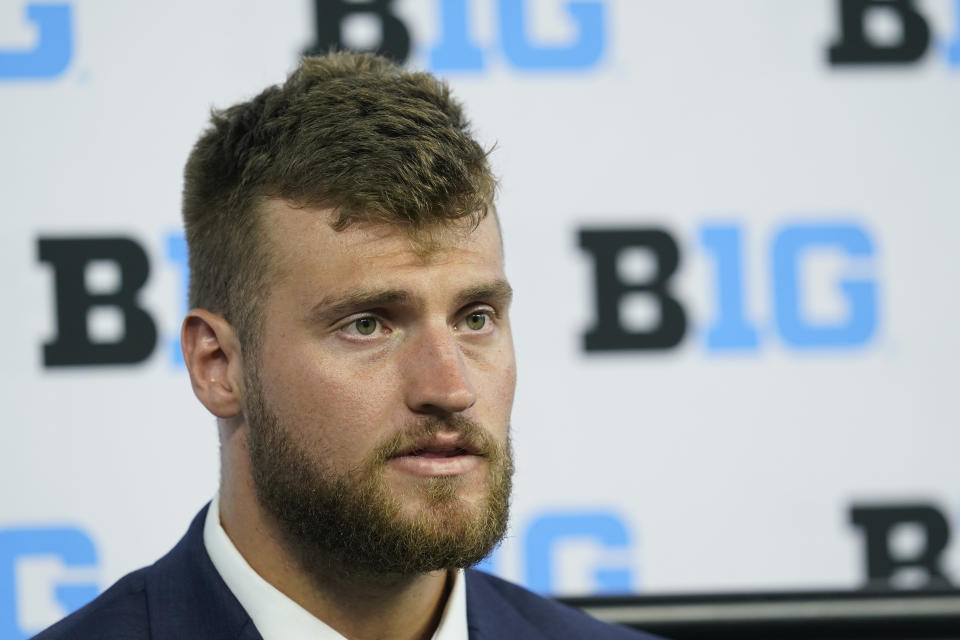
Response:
[[243, 364, 513, 579]]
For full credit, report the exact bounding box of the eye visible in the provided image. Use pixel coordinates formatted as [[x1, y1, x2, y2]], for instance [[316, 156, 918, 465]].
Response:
[[353, 317, 378, 336], [464, 311, 487, 331]]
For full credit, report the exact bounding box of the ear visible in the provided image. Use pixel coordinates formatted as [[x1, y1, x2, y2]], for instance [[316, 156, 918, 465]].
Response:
[[181, 309, 245, 419]]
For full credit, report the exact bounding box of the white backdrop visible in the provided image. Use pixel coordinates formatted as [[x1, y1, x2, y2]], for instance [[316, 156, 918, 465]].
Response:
[[3, 1, 960, 637]]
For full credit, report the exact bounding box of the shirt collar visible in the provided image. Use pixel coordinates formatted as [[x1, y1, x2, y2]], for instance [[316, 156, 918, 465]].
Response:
[[203, 493, 469, 640]]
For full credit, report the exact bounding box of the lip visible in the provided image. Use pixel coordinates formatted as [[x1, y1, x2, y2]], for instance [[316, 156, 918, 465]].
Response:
[[387, 431, 485, 477], [388, 453, 483, 477]]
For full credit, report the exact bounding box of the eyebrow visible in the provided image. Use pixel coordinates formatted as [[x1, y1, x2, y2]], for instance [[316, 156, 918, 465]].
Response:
[[309, 289, 410, 324], [454, 279, 513, 309], [308, 279, 513, 324]]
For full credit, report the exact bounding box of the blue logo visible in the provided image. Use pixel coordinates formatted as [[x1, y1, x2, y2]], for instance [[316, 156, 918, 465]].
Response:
[[0, 526, 98, 639], [700, 221, 877, 351], [167, 232, 189, 366], [478, 510, 636, 594], [0, 3, 73, 80], [429, 0, 606, 72], [948, 0, 960, 65]]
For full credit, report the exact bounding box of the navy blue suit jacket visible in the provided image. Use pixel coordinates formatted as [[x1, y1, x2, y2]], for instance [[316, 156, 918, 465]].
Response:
[[34, 505, 661, 639]]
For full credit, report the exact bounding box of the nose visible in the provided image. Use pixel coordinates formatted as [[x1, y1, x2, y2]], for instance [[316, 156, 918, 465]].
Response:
[[403, 324, 477, 415]]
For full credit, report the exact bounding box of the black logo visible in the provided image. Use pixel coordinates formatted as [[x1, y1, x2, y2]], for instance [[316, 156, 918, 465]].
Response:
[[39, 237, 157, 366], [829, 0, 932, 65], [851, 503, 953, 588], [303, 0, 411, 64], [579, 228, 686, 351]]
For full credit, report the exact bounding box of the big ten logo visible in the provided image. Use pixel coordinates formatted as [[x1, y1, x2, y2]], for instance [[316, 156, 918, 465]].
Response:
[[578, 221, 879, 353], [303, 0, 606, 72], [828, 0, 960, 67], [850, 503, 959, 589], [37, 234, 188, 368], [0, 2, 73, 80], [0, 526, 99, 639], [477, 510, 640, 595]]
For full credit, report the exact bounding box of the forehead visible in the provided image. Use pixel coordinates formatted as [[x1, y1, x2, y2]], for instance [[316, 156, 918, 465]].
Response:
[[257, 199, 504, 279]]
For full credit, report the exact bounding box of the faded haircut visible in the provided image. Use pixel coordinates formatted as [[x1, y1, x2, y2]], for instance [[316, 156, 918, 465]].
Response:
[[181, 51, 497, 350]]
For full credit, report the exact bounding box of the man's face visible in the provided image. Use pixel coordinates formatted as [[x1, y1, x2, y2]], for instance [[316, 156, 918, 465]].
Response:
[[241, 201, 516, 576]]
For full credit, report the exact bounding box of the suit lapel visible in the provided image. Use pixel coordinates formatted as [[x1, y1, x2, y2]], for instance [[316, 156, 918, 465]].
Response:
[[464, 570, 549, 640], [144, 505, 262, 640]]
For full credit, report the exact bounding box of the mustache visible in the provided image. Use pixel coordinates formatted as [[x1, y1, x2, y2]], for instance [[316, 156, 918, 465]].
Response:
[[372, 414, 499, 463]]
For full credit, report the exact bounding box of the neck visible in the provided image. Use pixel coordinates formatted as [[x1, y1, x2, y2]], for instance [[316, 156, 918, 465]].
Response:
[[218, 441, 453, 640]]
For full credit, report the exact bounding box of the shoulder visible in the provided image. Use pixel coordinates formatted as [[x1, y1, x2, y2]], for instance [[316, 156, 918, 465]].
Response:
[[465, 570, 664, 640], [30, 568, 151, 640], [31, 505, 255, 640]]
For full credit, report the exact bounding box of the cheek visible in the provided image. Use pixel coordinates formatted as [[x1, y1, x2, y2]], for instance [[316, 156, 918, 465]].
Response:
[[501, 362, 518, 408], [482, 350, 517, 429], [258, 349, 396, 455]]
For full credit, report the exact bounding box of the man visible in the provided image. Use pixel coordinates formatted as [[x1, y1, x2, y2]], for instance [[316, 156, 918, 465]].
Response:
[[36, 52, 660, 639]]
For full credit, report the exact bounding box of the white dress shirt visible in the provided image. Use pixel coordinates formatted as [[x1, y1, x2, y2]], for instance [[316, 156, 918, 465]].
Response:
[[203, 493, 469, 640]]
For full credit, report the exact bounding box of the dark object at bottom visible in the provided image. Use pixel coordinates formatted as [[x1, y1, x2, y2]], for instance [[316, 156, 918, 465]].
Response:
[[560, 588, 960, 639]]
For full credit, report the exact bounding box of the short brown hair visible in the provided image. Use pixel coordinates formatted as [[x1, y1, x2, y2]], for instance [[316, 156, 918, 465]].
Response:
[[182, 52, 496, 347]]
